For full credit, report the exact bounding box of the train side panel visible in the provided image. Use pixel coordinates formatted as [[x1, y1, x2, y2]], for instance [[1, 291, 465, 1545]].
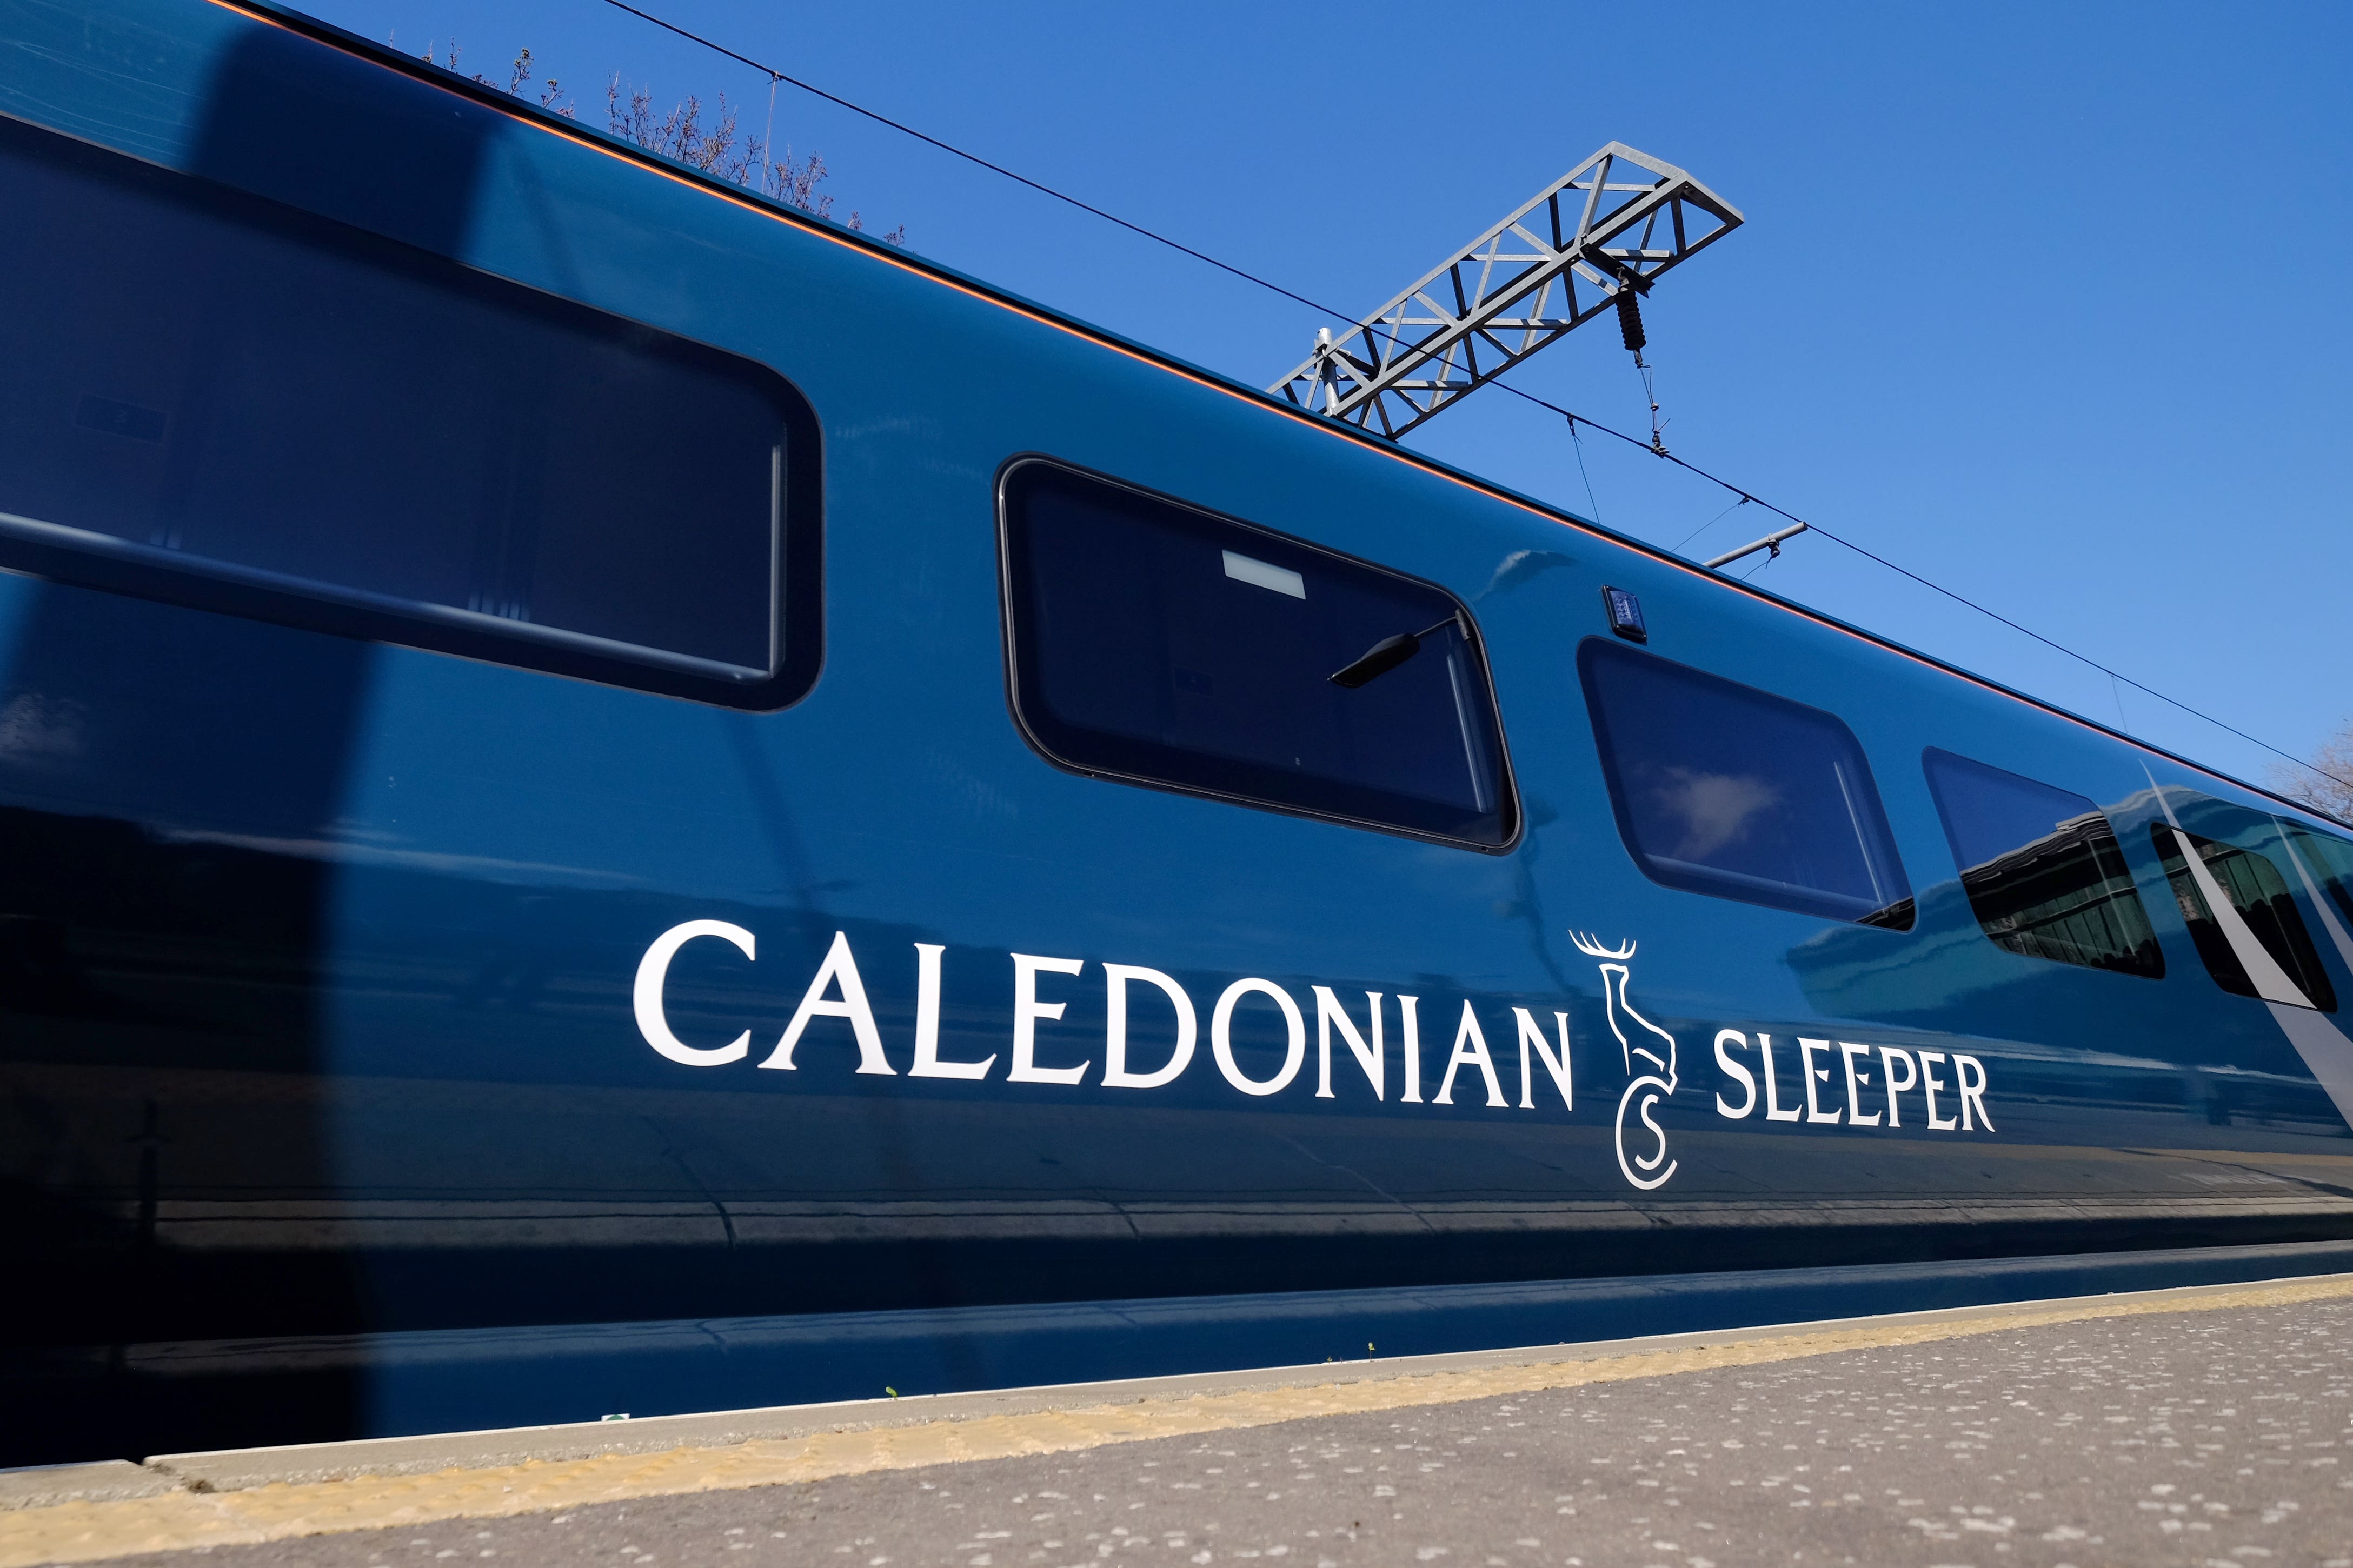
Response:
[[2, 0, 2348, 1460]]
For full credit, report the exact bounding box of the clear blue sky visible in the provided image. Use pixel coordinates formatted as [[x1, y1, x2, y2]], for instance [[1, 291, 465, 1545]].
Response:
[[297, 0, 2352, 797]]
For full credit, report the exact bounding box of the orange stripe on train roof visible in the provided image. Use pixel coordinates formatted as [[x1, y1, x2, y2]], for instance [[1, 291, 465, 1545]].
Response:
[[195, 0, 2336, 827]]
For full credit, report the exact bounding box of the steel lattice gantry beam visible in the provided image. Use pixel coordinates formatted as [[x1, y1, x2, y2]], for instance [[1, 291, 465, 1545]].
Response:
[[1268, 143, 1742, 439]]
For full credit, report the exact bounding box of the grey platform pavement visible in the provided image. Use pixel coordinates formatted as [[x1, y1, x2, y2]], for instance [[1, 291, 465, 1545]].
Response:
[[71, 1238, 2353, 1446], [5, 1265, 2352, 1567], [424, 1276, 2341, 1568]]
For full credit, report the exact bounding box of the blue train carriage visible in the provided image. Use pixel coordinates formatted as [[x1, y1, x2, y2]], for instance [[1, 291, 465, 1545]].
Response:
[[3, 0, 2351, 1462]]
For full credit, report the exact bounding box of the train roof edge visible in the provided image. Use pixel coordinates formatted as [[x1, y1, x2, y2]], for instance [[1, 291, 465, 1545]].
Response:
[[125, 0, 2353, 836]]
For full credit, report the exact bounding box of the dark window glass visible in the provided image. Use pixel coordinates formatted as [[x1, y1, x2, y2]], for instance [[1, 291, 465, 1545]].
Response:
[[2283, 824, 2353, 933], [0, 112, 816, 705], [1921, 749, 2162, 976], [2152, 824, 2336, 1011], [999, 461, 1516, 848], [1578, 640, 1912, 926]]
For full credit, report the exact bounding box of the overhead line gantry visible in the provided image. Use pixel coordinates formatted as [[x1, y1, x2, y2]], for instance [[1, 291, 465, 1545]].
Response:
[[1269, 143, 1742, 442]]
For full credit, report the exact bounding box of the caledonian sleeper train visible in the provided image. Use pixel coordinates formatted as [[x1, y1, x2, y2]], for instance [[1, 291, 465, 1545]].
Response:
[[4, 0, 2352, 1466]]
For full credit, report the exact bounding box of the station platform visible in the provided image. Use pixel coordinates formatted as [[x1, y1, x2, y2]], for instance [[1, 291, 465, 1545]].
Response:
[[5, 1270, 2349, 1567]]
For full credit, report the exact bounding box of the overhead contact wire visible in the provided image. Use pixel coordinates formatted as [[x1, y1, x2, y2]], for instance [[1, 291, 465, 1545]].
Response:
[[601, 0, 2353, 802], [600, 0, 1350, 323], [1503, 386, 2353, 795]]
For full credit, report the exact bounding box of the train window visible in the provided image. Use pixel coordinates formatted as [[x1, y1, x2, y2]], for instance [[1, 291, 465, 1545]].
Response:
[[1578, 640, 1913, 926], [2151, 824, 2336, 1011], [1921, 750, 2163, 977], [0, 113, 817, 708], [2282, 823, 2353, 932], [998, 460, 1516, 849]]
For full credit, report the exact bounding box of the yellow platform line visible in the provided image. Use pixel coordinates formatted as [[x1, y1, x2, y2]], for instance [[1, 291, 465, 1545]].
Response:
[[10, 1273, 2353, 1567]]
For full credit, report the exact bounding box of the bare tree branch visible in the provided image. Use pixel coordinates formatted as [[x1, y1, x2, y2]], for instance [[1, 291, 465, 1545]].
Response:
[[2269, 718, 2353, 823], [590, 66, 899, 241], [403, 43, 906, 239]]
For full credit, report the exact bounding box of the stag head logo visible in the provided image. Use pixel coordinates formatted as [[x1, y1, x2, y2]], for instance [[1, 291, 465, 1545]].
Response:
[[1570, 931, 1679, 1191]]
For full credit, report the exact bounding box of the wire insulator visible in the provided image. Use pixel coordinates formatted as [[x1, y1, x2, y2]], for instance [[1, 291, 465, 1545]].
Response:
[[1614, 288, 1646, 355]]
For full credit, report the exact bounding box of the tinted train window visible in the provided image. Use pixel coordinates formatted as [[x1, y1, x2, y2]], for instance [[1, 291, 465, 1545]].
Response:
[[999, 461, 1515, 848], [1922, 750, 2162, 976], [0, 113, 816, 706], [1578, 640, 1912, 926], [2152, 824, 2336, 1011], [2283, 824, 2353, 932]]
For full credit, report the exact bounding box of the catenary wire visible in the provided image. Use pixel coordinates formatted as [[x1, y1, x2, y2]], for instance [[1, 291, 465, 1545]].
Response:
[[1673, 495, 1749, 555], [600, 0, 1350, 323], [1498, 383, 2353, 795], [1567, 418, 1603, 524], [599, 0, 2353, 801]]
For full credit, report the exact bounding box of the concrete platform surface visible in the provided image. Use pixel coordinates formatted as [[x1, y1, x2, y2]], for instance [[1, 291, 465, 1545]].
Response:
[[7, 1273, 2350, 1567]]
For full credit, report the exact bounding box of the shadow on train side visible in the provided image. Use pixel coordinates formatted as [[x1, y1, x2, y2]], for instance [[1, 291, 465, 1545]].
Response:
[[0, 18, 498, 1463]]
